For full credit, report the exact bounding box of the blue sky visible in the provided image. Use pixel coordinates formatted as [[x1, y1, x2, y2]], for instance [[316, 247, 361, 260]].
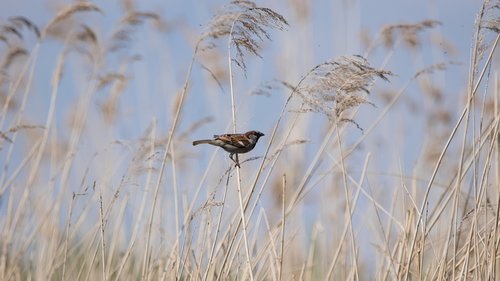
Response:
[[0, 0, 480, 140]]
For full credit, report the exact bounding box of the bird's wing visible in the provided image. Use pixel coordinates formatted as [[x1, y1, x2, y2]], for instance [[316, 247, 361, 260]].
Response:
[[215, 134, 249, 148]]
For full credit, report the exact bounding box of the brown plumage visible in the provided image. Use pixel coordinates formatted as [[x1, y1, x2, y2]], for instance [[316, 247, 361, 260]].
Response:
[[193, 130, 265, 167]]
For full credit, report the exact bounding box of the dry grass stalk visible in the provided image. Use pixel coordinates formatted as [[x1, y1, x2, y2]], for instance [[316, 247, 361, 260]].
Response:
[[101, 71, 130, 124], [97, 73, 128, 89], [1, 25, 22, 41], [43, 2, 102, 38], [202, 0, 288, 71], [198, 61, 227, 93], [2, 47, 28, 70], [109, 11, 161, 52], [0, 130, 12, 143], [250, 79, 293, 97], [8, 16, 41, 39], [75, 24, 98, 45], [0, 124, 44, 145], [296, 55, 392, 123], [381, 20, 441, 49], [195, 3, 289, 280], [403, 6, 500, 279], [470, 1, 498, 79]]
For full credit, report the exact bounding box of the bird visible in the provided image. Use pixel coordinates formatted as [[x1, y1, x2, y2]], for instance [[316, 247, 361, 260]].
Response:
[[192, 130, 265, 167]]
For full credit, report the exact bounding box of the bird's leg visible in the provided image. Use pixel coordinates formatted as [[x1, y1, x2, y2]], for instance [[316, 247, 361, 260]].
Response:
[[235, 154, 240, 168], [229, 153, 240, 168]]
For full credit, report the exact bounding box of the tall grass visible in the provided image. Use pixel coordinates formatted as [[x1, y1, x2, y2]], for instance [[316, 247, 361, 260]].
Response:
[[0, 0, 499, 280]]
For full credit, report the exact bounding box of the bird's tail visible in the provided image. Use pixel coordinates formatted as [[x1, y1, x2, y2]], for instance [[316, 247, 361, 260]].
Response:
[[192, 139, 213, 146]]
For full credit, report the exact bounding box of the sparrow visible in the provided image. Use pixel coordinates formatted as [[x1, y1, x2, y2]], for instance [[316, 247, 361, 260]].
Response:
[[193, 130, 265, 167]]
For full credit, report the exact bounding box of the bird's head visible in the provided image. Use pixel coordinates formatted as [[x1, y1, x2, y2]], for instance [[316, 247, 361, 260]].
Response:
[[246, 130, 265, 139]]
